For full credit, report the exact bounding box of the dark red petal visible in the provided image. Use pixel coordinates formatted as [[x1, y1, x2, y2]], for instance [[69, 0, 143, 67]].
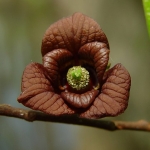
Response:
[[43, 49, 73, 85], [41, 12, 109, 56], [80, 63, 131, 119], [79, 42, 110, 82], [18, 63, 74, 115], [61, 90, 99, 108]]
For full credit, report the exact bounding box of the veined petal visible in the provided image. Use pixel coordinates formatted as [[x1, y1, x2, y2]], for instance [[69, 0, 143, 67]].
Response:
[[80, 64, 131, 119], [18, 63, 74, 115], [43, 49, 73, 86], [78, 42, 110, 82], [61, 89, 99, 109], [41, 12, 109, 56]]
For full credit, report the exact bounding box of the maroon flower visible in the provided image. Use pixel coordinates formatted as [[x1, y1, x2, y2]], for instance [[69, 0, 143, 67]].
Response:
[[18, 13, 131, 119]]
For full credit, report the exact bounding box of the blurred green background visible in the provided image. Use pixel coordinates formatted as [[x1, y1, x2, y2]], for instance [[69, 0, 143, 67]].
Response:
[[0, 0, 150, 150]]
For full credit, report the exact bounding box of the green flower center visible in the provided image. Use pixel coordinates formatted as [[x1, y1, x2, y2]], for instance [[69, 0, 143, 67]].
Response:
[[67, 66, 90, 90]]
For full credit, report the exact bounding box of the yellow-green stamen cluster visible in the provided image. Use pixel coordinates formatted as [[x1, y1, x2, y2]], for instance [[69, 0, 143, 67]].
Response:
[[67, 66, 90, 90]]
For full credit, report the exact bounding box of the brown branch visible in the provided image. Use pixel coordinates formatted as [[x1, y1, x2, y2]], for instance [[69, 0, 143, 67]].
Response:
[[0, 104, 150, 132]]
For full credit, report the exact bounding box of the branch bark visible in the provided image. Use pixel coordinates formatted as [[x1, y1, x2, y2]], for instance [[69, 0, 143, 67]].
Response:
[[0, 104, 150, 132]]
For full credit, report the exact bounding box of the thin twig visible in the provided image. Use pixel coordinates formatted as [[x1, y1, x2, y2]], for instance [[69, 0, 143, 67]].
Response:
[[0, 104, 150, 132]]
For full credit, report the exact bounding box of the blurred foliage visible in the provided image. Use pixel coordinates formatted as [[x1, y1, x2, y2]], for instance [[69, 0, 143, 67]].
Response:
[[0, 0, 150, 150], [143, 0, 150, 37]]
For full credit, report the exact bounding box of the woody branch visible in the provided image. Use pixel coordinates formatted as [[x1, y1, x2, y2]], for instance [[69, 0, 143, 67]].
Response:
[[0, 104, 150, 132]]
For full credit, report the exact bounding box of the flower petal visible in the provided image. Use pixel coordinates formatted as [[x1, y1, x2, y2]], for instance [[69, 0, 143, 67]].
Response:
[[78, 42, 110, 82], [43, 49, 73, 86], [80, 63, 131, 119], [17, 63, 74, 115], [41, 12, 109, 56], [61, 90, 99, 108]]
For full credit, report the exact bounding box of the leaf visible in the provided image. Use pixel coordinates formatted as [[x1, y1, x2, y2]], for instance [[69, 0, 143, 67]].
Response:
[[143, 0, 150, 37]]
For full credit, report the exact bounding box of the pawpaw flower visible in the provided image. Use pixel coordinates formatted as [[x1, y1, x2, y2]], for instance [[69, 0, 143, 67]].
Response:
[[18, 13, 131, 119]]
